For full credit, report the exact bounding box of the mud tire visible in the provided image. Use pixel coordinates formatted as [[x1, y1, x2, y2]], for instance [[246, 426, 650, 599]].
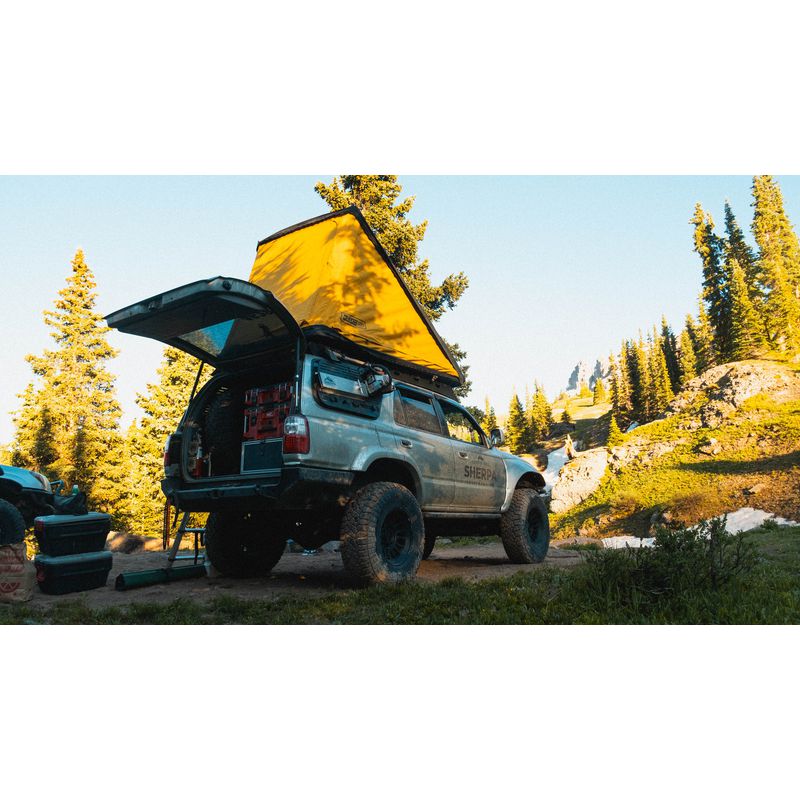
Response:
[[340, 482, 424, 586], [499, 488, 550, 564], [204, 510, 286, 577]]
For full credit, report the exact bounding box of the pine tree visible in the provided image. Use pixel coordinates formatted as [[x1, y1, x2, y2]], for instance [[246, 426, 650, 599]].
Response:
[[648, 325, 674, 417], [615, 345, 633, 423], [728, 259, 767, 361], [484, 398, 498, 434], [578, 379, 592, 399], [561, 399, 574, 425], [751, 175, 800, 351], [530, 382, 553, 441], [505, 394, 527, 454], [687, 300, 716, 372], [691, 203, 731, 358], [677, 327, 697, 384], [592, 377, 608, 405], [18, 250, 124, 516], [607, 415, 624, 446], [724, 201, 761, 301], [124, 347, 205, 535], [660, 316, 681, 393], [627, 335, 649, 421]]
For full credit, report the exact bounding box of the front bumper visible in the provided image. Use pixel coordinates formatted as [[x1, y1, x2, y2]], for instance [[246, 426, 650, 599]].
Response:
[[162, 466, 355, 512]]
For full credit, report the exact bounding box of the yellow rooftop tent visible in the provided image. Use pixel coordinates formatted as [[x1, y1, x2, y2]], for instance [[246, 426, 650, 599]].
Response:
[[249, 207, 463, 385]]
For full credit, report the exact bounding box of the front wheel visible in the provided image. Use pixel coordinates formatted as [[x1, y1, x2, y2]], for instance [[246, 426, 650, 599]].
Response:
[[500, 488, 550, 564], [340, 482, 425, 586], [204, 510, 286, 577]]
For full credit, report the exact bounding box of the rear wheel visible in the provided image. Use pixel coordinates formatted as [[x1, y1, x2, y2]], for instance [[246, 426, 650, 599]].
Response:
[[0, 499, 26, 546], [500, 488, 550, 564], [340, 482, 424, 586], [422, 530, 437, 559], [204, 510, 286, 577]]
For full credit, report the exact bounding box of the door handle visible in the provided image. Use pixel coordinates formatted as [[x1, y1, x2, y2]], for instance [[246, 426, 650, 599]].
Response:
[[458, 451, 469, 459], [400, 439, 412, 447]]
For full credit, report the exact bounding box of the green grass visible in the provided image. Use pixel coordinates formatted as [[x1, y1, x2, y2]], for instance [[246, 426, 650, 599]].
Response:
[[3, 525, 798, 624]]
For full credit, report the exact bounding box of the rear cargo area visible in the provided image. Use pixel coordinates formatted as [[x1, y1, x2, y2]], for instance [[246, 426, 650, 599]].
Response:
[[185, 360, 296, 480]]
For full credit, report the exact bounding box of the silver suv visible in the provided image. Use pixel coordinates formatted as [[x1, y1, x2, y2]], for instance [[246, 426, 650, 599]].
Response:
[[108, 276, 549, 586]]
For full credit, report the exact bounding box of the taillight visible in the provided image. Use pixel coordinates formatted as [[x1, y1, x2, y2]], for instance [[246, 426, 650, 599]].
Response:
[[283, 415, 310, 454], [163, 435, 173, 468], [163, 434, 181, 476]]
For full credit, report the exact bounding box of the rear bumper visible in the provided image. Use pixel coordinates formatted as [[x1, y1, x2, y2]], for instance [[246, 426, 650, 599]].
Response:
[[162, 466, 354, 512]]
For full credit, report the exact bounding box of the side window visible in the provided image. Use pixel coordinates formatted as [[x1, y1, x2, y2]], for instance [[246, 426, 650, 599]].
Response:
[[396, 389, 443, 435], [439, 400, 486, 446]]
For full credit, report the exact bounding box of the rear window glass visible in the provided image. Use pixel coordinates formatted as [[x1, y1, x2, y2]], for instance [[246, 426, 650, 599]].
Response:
[[396, 390, 442, 435], [177, 312, 289, 361]]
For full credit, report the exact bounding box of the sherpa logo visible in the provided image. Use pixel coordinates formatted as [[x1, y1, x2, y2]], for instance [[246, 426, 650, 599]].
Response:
[[340, 312, 366, 329]]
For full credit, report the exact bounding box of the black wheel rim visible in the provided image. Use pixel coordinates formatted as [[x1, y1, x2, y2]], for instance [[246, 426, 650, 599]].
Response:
[[377, 508, 414, 568]]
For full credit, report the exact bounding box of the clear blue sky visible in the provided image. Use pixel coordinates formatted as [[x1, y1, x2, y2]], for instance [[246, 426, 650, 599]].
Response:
[[2, 175, 798, 443]]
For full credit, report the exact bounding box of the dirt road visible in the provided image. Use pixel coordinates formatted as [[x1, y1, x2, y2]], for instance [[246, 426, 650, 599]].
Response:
[[27, 542, 582, 611]]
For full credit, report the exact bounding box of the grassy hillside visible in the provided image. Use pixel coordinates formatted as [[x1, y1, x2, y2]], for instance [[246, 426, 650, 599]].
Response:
[[552, 359, 800, 539]]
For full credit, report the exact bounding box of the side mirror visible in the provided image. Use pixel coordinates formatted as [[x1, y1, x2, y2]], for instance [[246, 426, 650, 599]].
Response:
[[490, 427, 505, 448]]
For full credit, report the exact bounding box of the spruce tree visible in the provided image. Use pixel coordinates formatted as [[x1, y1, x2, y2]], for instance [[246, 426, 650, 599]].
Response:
[[691, 203, 731, 358], [677, 327, 697, 384], [751, 175, 800, 351], [615, 345, 633, 424], [648, 325, 674, 417], [592, 378, 608, 405], [505, 394, 527, 454], [660, 316, 681, 393], [627, 335, 649, 421], [124, 347, 206, 535], [561, 399, 574, 426], [724, 201, 761, 300], [19, 250, 125, 516], [578, 379, 592, 399], [687, 300, 716, 372], [531, 382, 553, 440], [484, 399, 498, 434], [607, 415, 624, 446], [728, 259, 767, 361]]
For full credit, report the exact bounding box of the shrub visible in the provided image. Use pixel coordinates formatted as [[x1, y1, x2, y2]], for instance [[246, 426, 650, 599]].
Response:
[[578, 517, 757, 609]]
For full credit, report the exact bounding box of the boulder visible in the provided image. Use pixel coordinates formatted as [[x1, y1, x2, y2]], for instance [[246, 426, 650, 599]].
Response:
[[549, 447, 608, 514]]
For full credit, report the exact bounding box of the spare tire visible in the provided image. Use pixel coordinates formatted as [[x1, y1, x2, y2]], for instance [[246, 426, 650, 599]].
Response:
[[0, 499, 26, 545], [205, 388, 244, 476]]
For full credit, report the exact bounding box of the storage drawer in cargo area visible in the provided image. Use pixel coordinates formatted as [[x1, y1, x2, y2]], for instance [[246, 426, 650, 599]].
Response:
[[33, 512, 112, 556], [34, 551, 113, 595]]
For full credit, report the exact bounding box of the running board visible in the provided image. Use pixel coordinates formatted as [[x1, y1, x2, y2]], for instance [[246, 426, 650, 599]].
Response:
[[423, 512, 501, 520]]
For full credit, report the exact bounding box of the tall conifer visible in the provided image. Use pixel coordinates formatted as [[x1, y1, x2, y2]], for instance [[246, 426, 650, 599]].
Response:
[[728, 259, 767, 361], [677, 327, 697, 384], [691, 204, 731, 358], [19, 250, 125, 516]]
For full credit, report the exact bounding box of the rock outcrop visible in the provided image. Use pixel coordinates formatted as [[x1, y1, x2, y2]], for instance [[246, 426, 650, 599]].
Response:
[[667, 361, 798, 428], [549, 447, 608, 514]]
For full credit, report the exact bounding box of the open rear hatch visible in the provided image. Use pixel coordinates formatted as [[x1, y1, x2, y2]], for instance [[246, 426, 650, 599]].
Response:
[[105, 276, 302, 367]]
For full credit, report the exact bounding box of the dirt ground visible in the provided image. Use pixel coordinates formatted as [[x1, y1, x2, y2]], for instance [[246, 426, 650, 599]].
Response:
[[26, 542, 583, 611]]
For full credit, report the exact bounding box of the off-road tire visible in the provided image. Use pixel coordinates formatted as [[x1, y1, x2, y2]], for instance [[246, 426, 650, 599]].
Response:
[[0, 499, 26, 546], [499, 487, 550, 564], [422, 530, 437, 560], [340, 482, 424, 586], [205, 389, 244, 476], [204, 510, 286, 577]]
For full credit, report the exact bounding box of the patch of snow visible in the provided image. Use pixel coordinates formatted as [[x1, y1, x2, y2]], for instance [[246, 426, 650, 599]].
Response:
[[602, 535, 654, 549], [541, 446, 569, 490], [625, 422, 640, 433], [723, 508, 799, 533]]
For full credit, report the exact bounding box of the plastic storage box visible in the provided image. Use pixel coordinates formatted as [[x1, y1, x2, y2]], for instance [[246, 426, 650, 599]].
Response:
[[33, 512, 112, 556], [34, 551, 113, 595]]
